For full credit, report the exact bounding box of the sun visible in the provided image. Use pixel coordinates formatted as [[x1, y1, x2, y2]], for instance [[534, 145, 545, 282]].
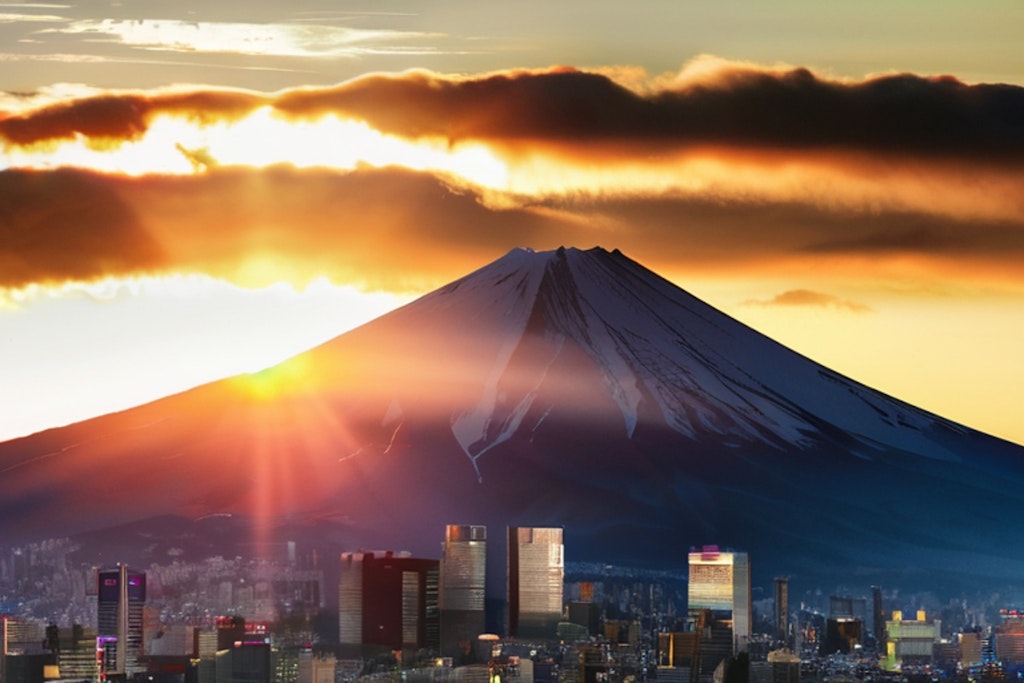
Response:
[[232, 353, 317, 402]]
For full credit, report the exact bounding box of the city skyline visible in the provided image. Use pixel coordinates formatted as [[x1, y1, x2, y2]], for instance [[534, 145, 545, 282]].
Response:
[[3, 522, 1019, 683], [4, 512, 1024, 683], [0, 1, 1022, 447], [1, 245, 1021, 603]]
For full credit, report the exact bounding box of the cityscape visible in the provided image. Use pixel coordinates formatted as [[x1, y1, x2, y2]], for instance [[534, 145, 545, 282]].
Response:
[[1, 526, 1021, 683], [1, 3, 1022, 683]]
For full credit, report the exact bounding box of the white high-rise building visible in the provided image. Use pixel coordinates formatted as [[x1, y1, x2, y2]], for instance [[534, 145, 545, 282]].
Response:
[[440, 525, 487, 658], [508, 527, 563, 639], [687, 546, 751, 653]]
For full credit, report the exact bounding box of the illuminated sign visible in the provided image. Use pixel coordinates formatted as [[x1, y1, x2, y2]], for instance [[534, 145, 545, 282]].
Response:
[[246, 622, 269, 635], [700, 545, 721, 561]]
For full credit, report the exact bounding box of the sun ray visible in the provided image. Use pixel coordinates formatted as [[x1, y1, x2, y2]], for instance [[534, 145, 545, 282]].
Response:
[[0, 274, 413, 442]]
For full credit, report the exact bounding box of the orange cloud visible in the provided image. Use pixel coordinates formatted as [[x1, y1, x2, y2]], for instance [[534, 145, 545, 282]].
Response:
[[269, 64, 1024, 168], [0, 166, 585, 289], [2, 60, 1022, 294], [0, 169, 166, 286], [0, 88, 262, 147], [3, 163, 1021, 293], [5, 60, 1023, 161], [5, 63, 1022, 228]]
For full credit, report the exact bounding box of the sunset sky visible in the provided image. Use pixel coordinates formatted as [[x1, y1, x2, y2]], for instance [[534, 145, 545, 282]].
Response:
[[2, 0, 1023, 446]]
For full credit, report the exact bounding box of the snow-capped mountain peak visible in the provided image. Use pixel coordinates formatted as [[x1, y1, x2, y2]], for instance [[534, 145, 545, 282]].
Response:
[[395, 246, 961, 475], [2, 245, 1021, 590]]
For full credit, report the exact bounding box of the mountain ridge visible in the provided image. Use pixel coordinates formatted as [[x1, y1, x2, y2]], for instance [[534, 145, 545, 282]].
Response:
[[1, 246, 1022, 592]]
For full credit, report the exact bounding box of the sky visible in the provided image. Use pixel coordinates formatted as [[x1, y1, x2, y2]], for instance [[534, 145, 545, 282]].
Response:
[[1, 0, 1023, 446]]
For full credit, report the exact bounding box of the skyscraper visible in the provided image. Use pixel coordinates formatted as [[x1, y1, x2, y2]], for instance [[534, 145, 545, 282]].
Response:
[[872, 586, 885, 649], [687, 546, 751, 653], [338, 551, 439, 657], [507, 527, 563, 639], [440, 525, 487, 659], [97, 565, 146, 679], [774, 578, 789, 646]]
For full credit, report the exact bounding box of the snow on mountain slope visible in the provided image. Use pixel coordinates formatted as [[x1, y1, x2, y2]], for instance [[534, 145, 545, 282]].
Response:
[[394, 246, 963, 471], [2, 244, 1021, 589]]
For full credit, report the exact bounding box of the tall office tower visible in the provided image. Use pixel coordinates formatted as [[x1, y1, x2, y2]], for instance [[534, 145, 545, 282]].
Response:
[[774, 578, 789, 646], [507, 527, 564, 639], [338, 551, 440, 657], [440, 525, 487, 659], [687, 546, 751, 653], [872, 586, 885, 649], [338, 552, 370, 649], [97, 565, 146, 679]]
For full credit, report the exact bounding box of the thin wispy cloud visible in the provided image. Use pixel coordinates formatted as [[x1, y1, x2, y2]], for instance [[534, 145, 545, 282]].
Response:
[[0, 51, 316, 75], [41, 18, 446, 59], [743, 289, 872, 313], [0, 12, 65, 23], [0, 52, 110, 63]]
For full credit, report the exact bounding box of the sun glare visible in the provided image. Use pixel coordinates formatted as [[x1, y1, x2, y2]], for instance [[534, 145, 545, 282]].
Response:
[[0, 274, 413, 442], [9, 102, 1012, 227], [2, 106, 509, 188], [232, 353, 316, 402]]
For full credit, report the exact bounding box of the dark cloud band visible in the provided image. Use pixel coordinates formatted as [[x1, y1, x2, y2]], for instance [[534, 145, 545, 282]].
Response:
[[4, 63, 1023, 164], [2, 164, 1021, 290]]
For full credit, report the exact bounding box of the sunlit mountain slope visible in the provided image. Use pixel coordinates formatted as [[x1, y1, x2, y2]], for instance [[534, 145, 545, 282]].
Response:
[[2, 247, 1022, 589]]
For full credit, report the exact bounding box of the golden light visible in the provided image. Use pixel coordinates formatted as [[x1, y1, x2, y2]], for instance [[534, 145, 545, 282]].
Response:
[[204, 107, 510, 187], [232, 353, 316, 402], [2, 106, 509, 188], [1, 115, 199, 175], [482, 144, 1024, 228], [8, 100, 1019, 231], [0, 274, 413, 442]]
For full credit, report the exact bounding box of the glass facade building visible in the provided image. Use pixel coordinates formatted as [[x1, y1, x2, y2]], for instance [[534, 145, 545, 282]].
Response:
[[97, 565, 146, 678], [508, 527, 563, 639], [687, 546, 751, 653], [440, 524, 487, 658]]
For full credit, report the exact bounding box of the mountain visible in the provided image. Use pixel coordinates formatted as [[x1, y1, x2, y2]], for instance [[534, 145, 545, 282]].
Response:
[[2, 246, 1023, 593]]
